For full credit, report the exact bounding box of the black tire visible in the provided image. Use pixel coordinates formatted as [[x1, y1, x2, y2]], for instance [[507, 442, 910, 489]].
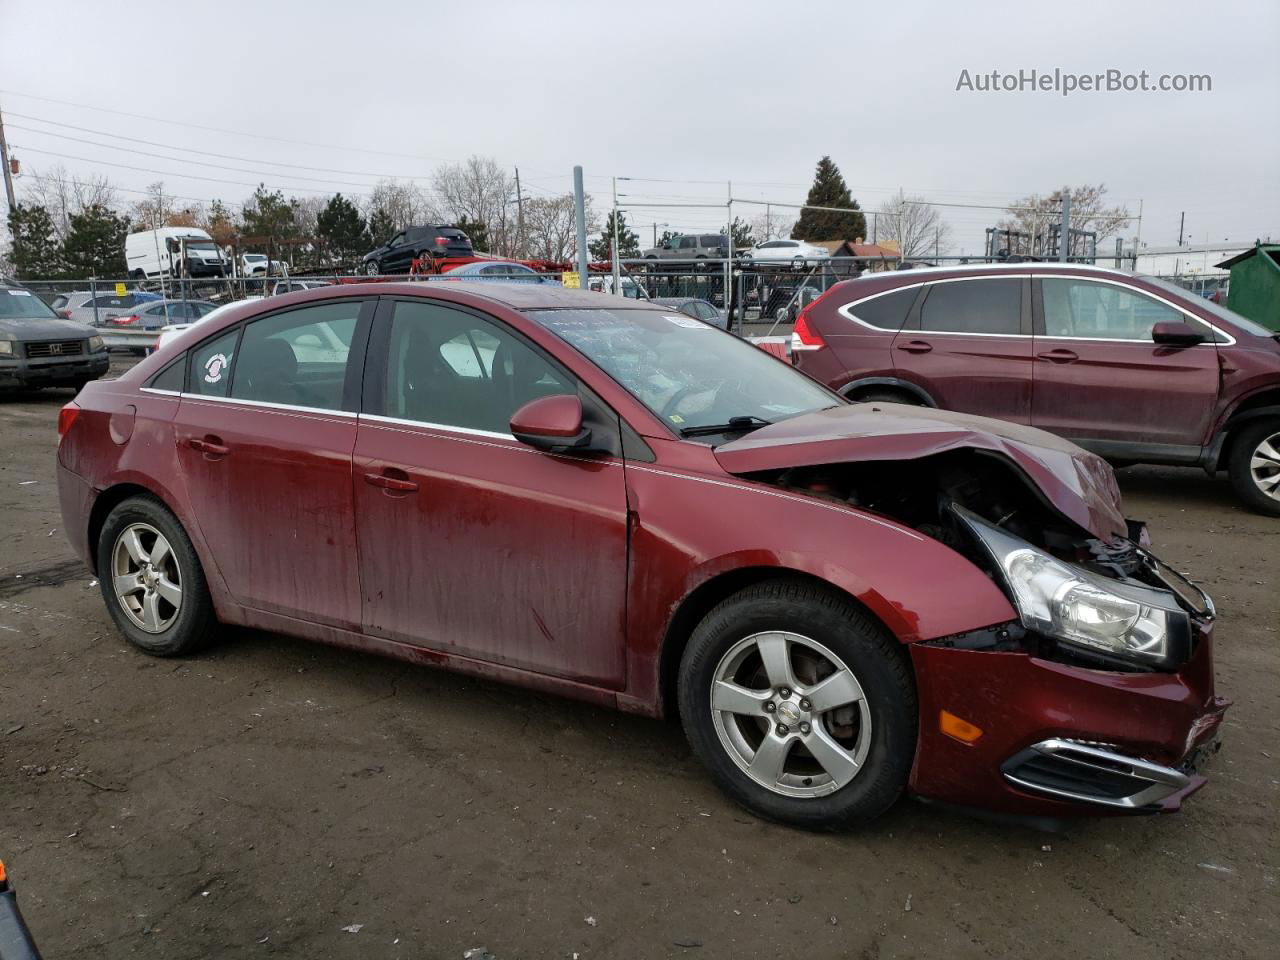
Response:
[[677, 579, 916, 830], [1227, 418, 1280, 517], [849, 388, 925, 406], [96, 495, 218, 656], [364, 260, 380, 277]]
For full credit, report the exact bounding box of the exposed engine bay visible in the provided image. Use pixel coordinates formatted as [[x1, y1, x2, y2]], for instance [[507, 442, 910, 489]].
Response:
[[750, 448, 1214, 669]]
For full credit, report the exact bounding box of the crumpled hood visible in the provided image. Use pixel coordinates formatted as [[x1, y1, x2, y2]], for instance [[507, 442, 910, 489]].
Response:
[[0, 317, 97, 341], [714, 404, 1127, 539]]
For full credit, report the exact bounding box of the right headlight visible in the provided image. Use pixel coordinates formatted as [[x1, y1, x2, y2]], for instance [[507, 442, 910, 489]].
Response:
[[956, 506, 1191, 670], [0, 339, 13, 356]]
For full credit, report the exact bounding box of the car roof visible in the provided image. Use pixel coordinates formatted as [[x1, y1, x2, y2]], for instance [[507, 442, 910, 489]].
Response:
[[879, 261, 1139, 279], [651, 297, 701, 306], [377, 280, 657, 311]]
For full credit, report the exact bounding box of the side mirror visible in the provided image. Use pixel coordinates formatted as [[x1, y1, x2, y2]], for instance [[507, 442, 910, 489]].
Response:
[[510, 395, 593, 453], [1152, 321, 1206, 347]]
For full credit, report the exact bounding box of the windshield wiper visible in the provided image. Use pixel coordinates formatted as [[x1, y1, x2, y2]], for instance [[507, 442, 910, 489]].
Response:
[[678, 415, 771, 438]]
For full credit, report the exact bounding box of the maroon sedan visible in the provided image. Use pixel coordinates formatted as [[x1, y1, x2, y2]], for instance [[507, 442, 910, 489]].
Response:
[[791, 263, 1280, 515], [57, 283, 1227, 828]]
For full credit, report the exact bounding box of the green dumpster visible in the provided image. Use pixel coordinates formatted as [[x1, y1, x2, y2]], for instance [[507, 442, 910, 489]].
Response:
[[1216, 242, 1280, 332]]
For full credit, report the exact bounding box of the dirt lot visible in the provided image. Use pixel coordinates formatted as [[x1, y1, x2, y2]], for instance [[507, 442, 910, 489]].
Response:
[[1, 363, 1276, 960]]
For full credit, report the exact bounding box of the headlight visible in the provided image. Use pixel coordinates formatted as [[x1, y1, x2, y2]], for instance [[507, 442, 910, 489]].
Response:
[[956, 506, 1191, 670], [0, 340, 13, 356], [88, 335, 105, 352]]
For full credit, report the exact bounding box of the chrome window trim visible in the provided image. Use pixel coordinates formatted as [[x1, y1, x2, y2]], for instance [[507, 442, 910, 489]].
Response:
[[835, 273, 1235, 345], [140, 387, 181, 397], [359, 412, 512, 441], [177, 392, 357, 418]]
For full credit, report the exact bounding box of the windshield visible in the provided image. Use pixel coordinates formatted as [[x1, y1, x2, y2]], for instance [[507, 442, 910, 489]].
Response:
[[0, 288, 60, 320], [186, 241, 218, 253], [244, 254, 267, 262], [528, 307, 839, 436], [1144, 275, 1276, 337]]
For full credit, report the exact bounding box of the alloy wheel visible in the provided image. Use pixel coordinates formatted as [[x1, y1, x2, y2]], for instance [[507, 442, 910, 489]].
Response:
[[711, 631, 872, 798], [1250, 430, 1280, 501], [111, 522, 182, 633]]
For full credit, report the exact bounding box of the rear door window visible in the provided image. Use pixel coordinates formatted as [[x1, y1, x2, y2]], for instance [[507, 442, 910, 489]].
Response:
[[229, 302, 360, 410], [846, 288, 918, 330], [919, 279, 1022, 335]]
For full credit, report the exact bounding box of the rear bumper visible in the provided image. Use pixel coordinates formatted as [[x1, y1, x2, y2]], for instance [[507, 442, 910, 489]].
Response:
[[56, 463, 95, 570], [0, 354, 109, 387], [908, 627, 1228, 817]]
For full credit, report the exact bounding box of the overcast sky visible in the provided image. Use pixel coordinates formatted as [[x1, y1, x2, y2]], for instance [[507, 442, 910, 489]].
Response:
[[2, 0, 1276, 255]]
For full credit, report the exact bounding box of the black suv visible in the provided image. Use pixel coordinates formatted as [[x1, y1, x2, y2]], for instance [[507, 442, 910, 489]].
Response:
[[362, 226, 474, 275]]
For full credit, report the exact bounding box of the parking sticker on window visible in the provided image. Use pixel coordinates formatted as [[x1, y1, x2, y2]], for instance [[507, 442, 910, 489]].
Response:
[[6, 289, 33, 296], [664, 314, 709, 329], [203, 353, 230, 384]]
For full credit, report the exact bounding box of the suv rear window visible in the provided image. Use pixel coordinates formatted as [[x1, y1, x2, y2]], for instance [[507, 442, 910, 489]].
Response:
[[846, 288, 918, 330], [920, 278, 1022, 335]]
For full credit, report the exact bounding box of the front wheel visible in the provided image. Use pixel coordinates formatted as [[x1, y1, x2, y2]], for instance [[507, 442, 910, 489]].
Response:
[[678, 579, 916, 830], [364, 260, 380, 277], [97, 495, 218, 656], [1227, 419, 1280, 516]]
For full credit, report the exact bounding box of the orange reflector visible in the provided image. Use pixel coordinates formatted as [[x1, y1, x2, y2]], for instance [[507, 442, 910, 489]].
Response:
[[0, 859, 7, 886], [940, 710, 983, 744]]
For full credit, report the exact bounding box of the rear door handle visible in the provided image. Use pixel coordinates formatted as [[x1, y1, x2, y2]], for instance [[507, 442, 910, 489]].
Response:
[[1037, 348, 1079, 363], [364, 470, 419, 493], [186, 435, 229, 457], [896, 340, 933, 354]]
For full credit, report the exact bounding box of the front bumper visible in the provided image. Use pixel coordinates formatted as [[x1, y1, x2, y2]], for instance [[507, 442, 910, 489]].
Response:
[[0, 354, 109, 387], [908, 624, 1228, 817]]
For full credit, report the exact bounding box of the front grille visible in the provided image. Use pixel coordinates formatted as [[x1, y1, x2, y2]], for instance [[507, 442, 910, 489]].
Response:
[[26, 340, 84, 358]]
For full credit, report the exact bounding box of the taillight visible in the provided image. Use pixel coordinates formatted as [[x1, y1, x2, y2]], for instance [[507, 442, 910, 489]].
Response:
[[58, 309, 73, 319], [58, 402, 81, 438], [113, 314, 139, 326], [792, 305, 827, 350], [434, 236, 448, 246]]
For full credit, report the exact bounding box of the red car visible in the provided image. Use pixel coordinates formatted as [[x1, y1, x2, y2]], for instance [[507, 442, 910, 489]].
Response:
[[791, 263, 1280, 515], [57, 283, 1227, 828]]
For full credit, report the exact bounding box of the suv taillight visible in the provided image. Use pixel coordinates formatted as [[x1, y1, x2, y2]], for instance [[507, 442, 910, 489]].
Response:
[[58, 402, 81, 438], [434, 236, 449, 246], [792, 304, 827, 351]]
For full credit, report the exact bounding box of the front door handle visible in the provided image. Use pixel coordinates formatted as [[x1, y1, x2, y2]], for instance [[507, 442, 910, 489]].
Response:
[[896, 340, 933, 354], [1037, 348, 1079, 364], [364, 470, 419, 493], [186, 435, 229, 457]]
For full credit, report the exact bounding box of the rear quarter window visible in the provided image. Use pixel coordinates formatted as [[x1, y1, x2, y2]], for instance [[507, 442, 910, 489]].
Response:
[[844, 287, 918, 330]]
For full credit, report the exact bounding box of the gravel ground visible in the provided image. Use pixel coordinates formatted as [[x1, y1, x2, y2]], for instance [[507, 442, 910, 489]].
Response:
[[1, 363, 1276, 960]]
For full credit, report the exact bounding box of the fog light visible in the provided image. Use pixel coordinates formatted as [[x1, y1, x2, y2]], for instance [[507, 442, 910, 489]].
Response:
[[940, 710, 983, 744]]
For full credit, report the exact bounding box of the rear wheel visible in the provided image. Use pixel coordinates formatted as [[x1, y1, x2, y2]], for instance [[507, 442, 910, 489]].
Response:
[[849, 388, 924, 406], [1227, 419, 1280, 516], [678, 579, 916, 830], [97, 495, 218, 656]]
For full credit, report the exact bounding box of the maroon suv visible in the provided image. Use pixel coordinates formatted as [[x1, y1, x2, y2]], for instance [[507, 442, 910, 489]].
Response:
[[792, 264, 1280, 515]]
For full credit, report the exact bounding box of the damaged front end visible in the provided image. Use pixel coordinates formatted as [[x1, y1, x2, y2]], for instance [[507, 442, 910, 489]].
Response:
[[735, 445, 1228, 817]]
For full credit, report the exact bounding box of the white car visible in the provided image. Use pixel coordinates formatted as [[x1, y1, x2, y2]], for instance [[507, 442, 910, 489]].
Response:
[[239, 254, 286, 277], [742, 239, 830, 264], [153, 298, 261, 352]]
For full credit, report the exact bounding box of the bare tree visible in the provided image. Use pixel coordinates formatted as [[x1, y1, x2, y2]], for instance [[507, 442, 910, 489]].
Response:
[[364, 178, 436, 233], [22, 164, 119, 240], [523, 193, 596, 261], [748, 209, 794, 243], [877, 190, 953, 259], [432, 156, 517, 257], [999, 184, 1131, 257]]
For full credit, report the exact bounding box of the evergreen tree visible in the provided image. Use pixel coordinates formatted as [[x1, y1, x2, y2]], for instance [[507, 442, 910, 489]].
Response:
[[454, 216, 490, 253], [588, 211, 639, 261], [657, 229, 677, 248], [724, 217, 755, 249], [63, 204, 129, 277], [367, 206, 397, 247], [241, 185, 297, 246], [316, 193, 368, 264], [7, 204, 64, 278], [791, 156, 866, 242]]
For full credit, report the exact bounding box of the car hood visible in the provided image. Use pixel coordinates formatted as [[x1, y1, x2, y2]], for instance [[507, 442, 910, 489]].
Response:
[[0, 317, 95, 340], [714, 404, 1127, 539]]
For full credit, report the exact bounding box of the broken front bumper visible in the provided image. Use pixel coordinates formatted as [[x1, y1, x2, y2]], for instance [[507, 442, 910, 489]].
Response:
[[907, 623, 1229, 817]]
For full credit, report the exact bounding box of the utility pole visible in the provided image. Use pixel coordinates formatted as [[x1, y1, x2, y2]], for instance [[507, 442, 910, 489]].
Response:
[[513, 166, 525, 259], [573, 166, 588, 287], [611, 176, 621, 296], [0, 100, 17, 216], [1178, 211, 1186, 246], [1058, 187, 1072, 262]]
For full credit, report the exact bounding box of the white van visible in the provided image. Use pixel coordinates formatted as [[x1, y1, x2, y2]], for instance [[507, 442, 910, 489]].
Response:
[[125, 227, 228, 280]]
